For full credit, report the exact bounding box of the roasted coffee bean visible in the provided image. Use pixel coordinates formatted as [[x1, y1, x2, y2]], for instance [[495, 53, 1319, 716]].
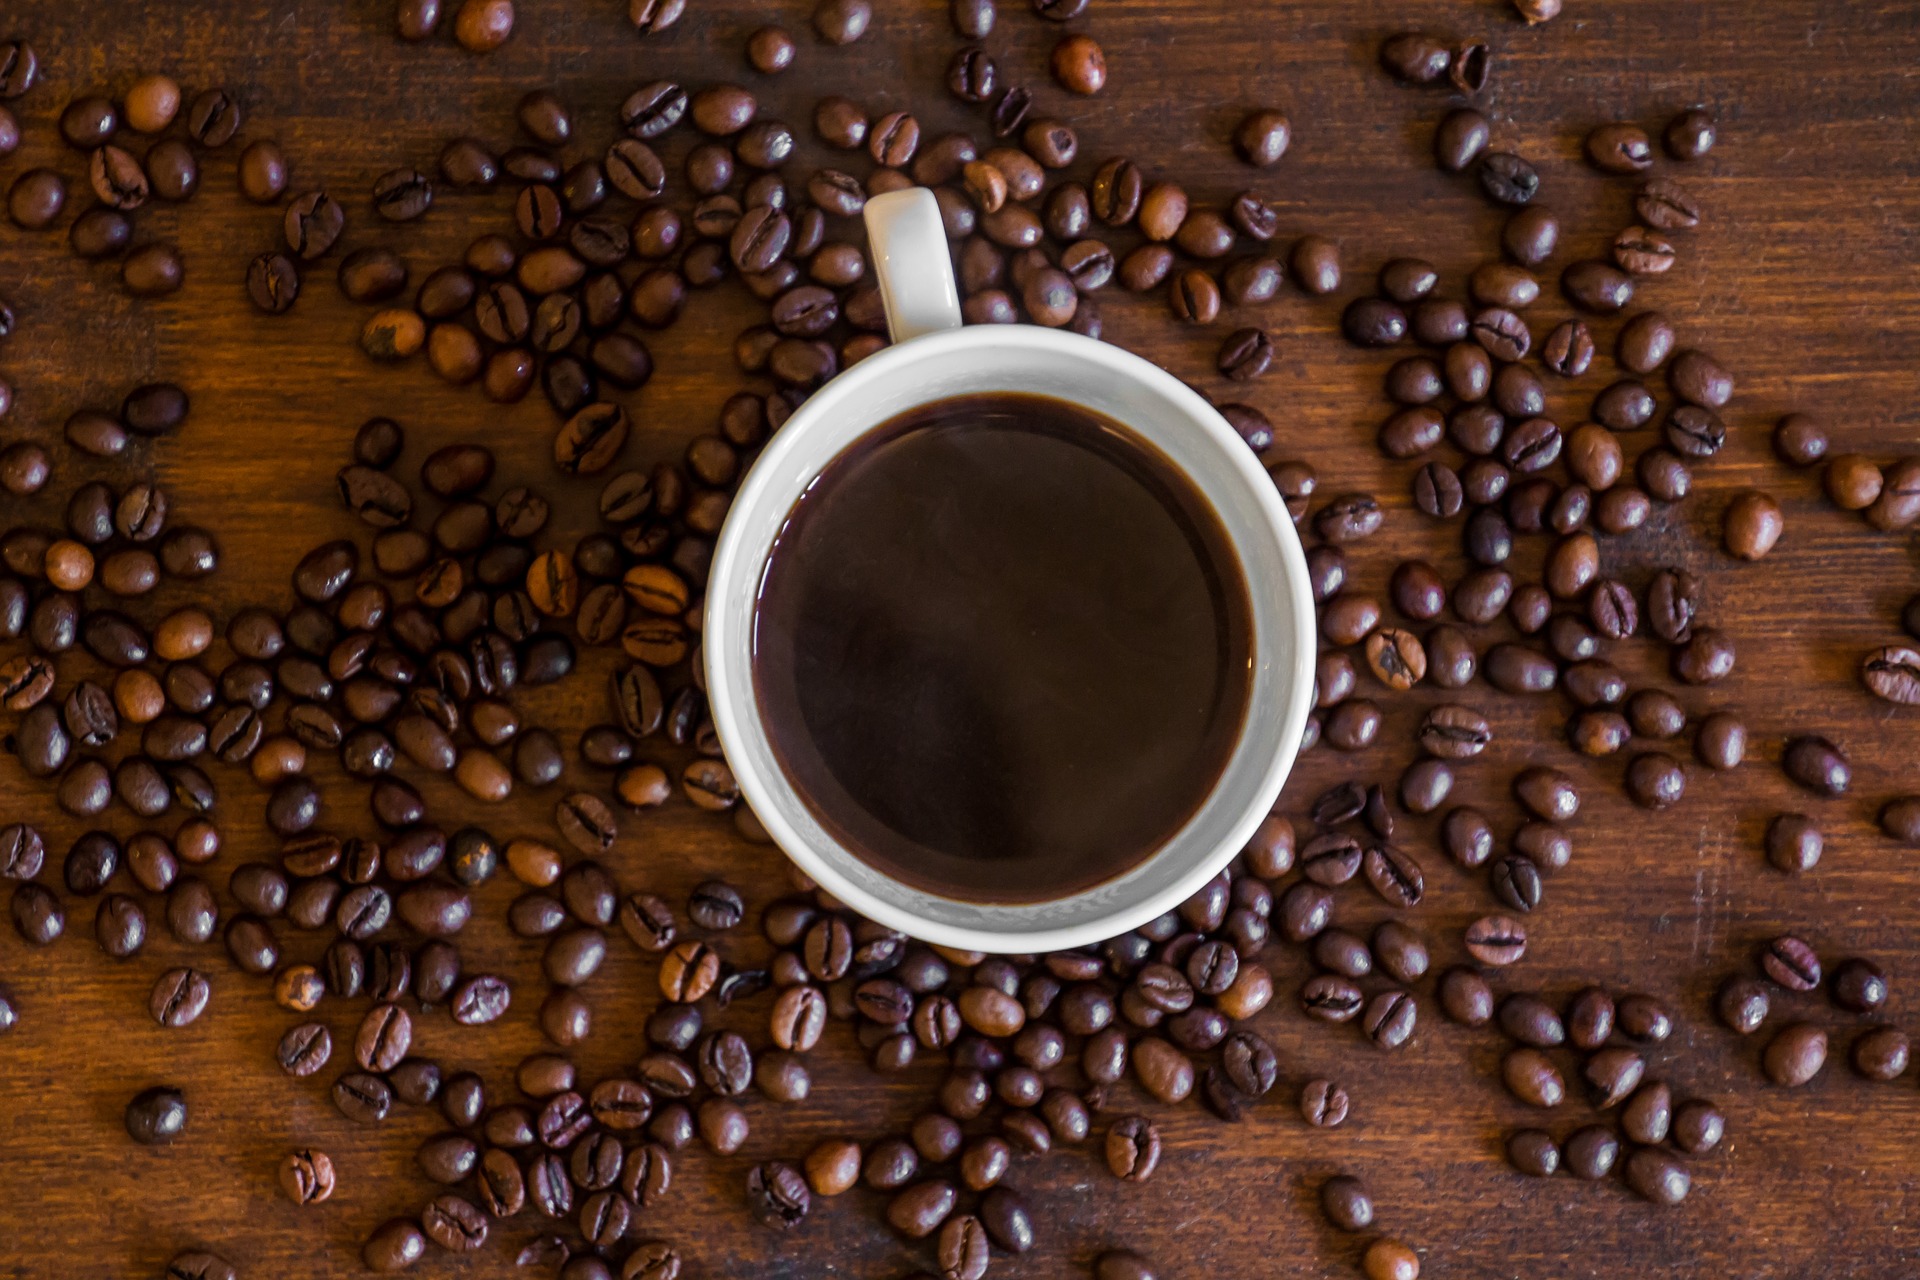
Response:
[[1387, 560, 1445, 621], [147, 967, 210, 1033], [1499, 994, 1566, 1048], [1614, 225, 1676, 275], [1465, 915, 1527, 966], [1278, 236, 1337, 297], [1361, 990, 1416, 1050], [1861, 645, 1920, 705], [439, 971, 509, 1026], [1320, 1175, 1375, 1234], [1761, 811, 1822, 874], [1667, 349, 1735, 409], [1563, 259, 1635, 312], [90, 145, 151, 210], [1380, 31, 1451, 83], [362, 1218, 427, 1272], [740, 22, 797, 74], [1827, 453, 1886, 510], [1379, 404, 1444, 458], [1216, 107, 1292, 173], [1365, 628, 1426, 689], [1763, 1022, 1827, 1087], [1469, 307, 1529, 361], [1507, 1130, 1560, 1177], [280, 1149, 336, 1205], [1166, 268, 1220, 324], [1439, 809, 1494, 871], [1500, 417, 1561, 473], [421, 1194, 488, 1252], [0, 440, 45, 495], [1852, 1026, 1909, 1081], [883, 1178, 959, 1242], [1413, 705, 1490, 761], [435, 135, 504, 190], [1313, 932, 1374, 982], [1042, 32, 1106, 94], [1445, 38, 1491, 91], [1386, 356, 1445, 405], [1491, 855, 1542, 913], [1832, 958, 1890, 1013], [1502, 1047, 1564, 1108], [1402, 301, 1465, 353], [1625, 752, 1687, 809], [1310, 780, 1367, 827], [1434, 967, 1492, 1027], [61, 95, 119, 149], [1604, 315, 1674, 382], [1760, 935, 1823, 991], [281, 191, 346, 265], [1103, 1115, 1162, 1183], [1322, 699, 1381, 750], [1509, 824, 1570, 875], [1315, 493, 1384, 544], [11, 880, 65, 945], [533, 1089, 593, 1148], [1301, 972, 1364, 1023], [1552, 1125, 1617, 1183], [1412, 463, 1465, 519], [126, 1085, 188, 1144], [8, 169, 65, 230], [1357, 843, 1422, 907], [1480, 642, 1552, 694], [1433, 107, 1491, 172], [1489, 206, 1554, 272], [1580, 1047, 1646, 1110], [1712, 975, 1772, 1035], [1473, 262, 1540, 311], [1666, 404, 1727, 461], [1291, 1078, 1348, 1131], [0, 654, 53, 711], [1782, 735, 1850, 795], [1343, 297, 1407, 347], [14, 704, 71, 777], [1875, 794, 1920, 848], [0, 826, 46, 883], [1660, 1103, 1721, 1161], [238, 139, 292, 204], [1765, 413, 1825, 470], [1535, 322, 1593, 381], [1479, 151, 1540, 206], [1586, 122, 1653, 173], [746, 1161, 811, 1230]]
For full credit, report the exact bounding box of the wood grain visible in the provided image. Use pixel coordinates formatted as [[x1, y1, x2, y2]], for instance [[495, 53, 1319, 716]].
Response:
[[2, 1, 1920, 1276]]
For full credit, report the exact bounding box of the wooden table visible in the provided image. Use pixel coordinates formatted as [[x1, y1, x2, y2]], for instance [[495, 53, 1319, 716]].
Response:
[[2, 0, 1918, 1275]]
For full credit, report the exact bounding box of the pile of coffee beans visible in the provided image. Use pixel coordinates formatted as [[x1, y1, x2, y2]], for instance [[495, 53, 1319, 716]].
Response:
[[4, 3, 1920, 1278], [5, 55, 259, 297], [1713, 939, 1906, 1087], [1434, 976, 1727, 1199]]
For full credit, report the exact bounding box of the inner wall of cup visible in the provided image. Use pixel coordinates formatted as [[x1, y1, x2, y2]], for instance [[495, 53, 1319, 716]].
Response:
[[712, 327, 1308, 946]]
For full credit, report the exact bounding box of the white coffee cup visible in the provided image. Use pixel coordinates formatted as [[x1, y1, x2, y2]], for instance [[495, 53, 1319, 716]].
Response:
[[705, 187, 1315, 954]]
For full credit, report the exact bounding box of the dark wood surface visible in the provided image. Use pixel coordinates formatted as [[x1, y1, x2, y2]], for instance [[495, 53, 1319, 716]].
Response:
[[2, 1, 1919, 1276]]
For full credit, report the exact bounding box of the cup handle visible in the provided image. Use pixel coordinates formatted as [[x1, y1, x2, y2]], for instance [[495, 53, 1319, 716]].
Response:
[[863, 188, 963, 344]]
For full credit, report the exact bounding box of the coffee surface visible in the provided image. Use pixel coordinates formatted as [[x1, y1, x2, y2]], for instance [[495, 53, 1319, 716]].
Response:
[[753, 393, 1252, 904]]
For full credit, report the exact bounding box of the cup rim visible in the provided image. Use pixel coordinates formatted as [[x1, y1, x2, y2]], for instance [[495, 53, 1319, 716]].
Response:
[[706, 322, 1316, 952]]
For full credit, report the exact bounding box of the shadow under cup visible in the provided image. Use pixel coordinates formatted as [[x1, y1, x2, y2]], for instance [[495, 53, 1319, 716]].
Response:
[[706, 325, 1315, 953]]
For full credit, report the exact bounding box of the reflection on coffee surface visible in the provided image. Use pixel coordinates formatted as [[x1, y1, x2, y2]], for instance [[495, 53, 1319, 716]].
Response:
[[753, 393, 1252, 904]]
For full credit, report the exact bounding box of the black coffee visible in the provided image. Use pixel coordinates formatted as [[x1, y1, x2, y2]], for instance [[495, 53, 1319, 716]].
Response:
[[752, 392, 1252, 904]]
